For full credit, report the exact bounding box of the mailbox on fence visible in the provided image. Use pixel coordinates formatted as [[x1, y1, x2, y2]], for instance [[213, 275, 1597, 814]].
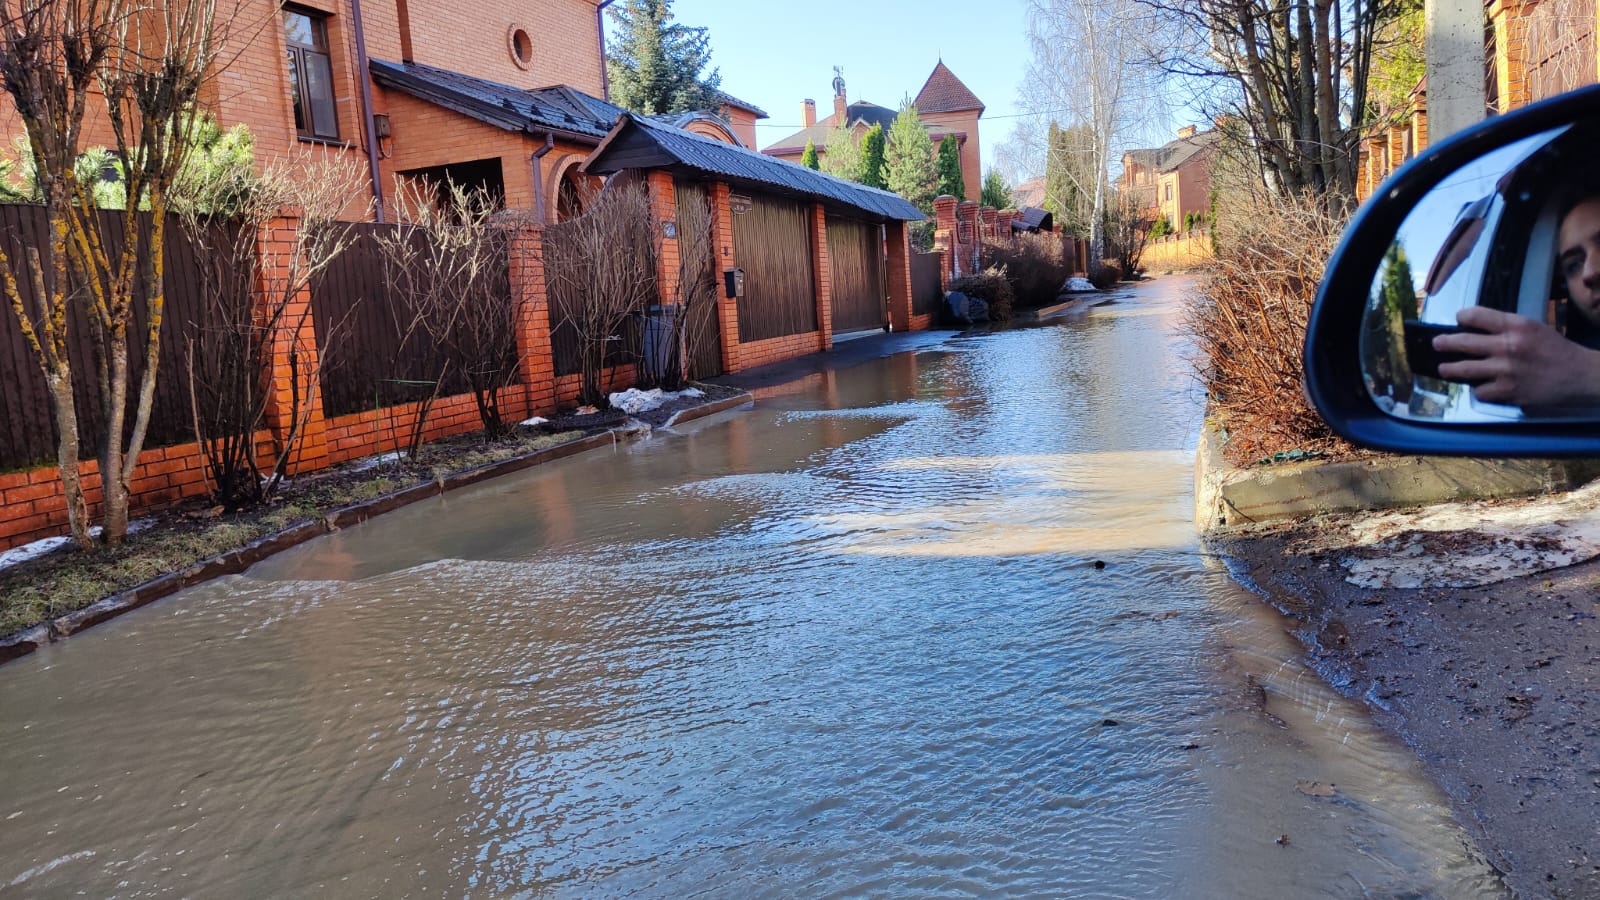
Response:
[[724, 267, 745, 299]]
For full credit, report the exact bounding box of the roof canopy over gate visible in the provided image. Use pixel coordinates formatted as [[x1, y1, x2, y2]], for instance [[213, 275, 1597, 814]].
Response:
[[583, 114, 925, 224]]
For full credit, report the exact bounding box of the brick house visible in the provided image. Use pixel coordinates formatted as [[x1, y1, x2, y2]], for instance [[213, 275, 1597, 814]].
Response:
[[763, 62, 986, 204], [1120, 126, 1219, 228], [0, 0, 767, 223]]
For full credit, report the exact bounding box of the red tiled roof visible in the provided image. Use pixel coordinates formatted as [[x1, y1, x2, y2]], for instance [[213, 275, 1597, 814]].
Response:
[[913, 61, 984, 115]]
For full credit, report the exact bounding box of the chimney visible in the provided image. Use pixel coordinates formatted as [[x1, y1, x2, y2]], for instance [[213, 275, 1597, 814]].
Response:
[[802, 99, 816, 128], [1178, 125, 1197, 139]]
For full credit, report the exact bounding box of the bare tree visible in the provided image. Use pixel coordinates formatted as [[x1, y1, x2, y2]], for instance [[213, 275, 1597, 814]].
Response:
[[179, 151, 366, 509], [1142, 0, 1402, 204], [544, 177, 658, 407], [657, 183, 716, 387], [0, 0, 237, 546], [378, 178, 524, 441], [1023, 0, 1170, 266], [1105, 185, 1153, 276]]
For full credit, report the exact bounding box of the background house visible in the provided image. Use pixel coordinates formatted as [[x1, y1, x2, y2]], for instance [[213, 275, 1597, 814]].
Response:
[[763, 63, 986, 203], [1120, 126, 1219, 227]]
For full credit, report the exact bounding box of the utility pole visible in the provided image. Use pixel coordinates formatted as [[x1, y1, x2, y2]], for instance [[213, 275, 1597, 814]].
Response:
[[1425, 0, 1487, 141]]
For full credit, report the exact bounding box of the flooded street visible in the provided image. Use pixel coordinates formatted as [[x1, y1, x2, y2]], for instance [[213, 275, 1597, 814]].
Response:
[[0, 278, 1503, 896]]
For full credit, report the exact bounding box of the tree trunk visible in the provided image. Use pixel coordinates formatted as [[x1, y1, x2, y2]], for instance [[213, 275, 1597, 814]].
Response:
[[46, 372, 93, 550], [100, 335, 130, 544]]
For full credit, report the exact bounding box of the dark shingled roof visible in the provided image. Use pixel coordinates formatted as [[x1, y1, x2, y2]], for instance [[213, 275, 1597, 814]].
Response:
[[763, 100, 898, 154], [914, 61, 985, 115], [585, 114, 924, 222], [715, 90, 768, 118], [368, 59, 624, 141], [1123, 128, 1222, 174]]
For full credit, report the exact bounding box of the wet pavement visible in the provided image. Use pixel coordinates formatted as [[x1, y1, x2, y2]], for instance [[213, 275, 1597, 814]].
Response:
[[0, 278, 1506, 896]]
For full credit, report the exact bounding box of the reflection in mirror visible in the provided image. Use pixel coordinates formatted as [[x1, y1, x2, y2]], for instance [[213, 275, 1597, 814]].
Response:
[[1359, 123, 1600, 423]]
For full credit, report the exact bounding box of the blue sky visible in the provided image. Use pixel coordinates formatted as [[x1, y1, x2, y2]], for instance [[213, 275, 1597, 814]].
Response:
[[610, 0, 1034, 177]]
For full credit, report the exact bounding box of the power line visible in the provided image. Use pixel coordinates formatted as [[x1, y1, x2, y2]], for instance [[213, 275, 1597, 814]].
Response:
[[749, 108, 1078, 129]]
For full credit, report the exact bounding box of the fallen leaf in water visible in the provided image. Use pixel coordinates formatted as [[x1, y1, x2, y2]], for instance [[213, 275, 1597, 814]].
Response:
[[1275, 834, 1291, 846], [575, 405, 599, 415], [1295, 781, 1337, 798]]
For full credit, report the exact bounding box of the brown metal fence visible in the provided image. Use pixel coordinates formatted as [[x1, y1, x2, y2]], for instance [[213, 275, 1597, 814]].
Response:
[[827, 215, 887, 334], [733, 193, 816, 342], [676, 180, 722, 379], [309, 222, 468, 418], [0, 204, 214, 471], [543, 209, 651, 379], [910, 250, 944, 317], [1525, 0, 1597, 103]]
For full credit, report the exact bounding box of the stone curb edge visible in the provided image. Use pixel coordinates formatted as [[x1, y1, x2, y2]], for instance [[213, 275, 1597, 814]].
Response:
[[0, 392, 754, 667], [663, 392, 755, 428]]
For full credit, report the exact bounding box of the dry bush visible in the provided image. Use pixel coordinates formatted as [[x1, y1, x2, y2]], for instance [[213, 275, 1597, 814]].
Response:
[[544, 178, 658, 407], [1088, 261, 1124, 289], [379, 178, 524, 442], [982, 233, 1072, 307], [180, 151, 367, 509], [1187, 193, 1352, 464]]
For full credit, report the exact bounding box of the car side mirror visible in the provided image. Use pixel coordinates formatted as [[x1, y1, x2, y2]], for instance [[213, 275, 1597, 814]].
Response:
[[1305, 83, 1600, 457]]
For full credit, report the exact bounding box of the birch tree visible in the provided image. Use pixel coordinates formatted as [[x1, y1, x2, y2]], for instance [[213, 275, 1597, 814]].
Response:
[[0, 0, 235, 547], [1023, 0, 1167, 266]]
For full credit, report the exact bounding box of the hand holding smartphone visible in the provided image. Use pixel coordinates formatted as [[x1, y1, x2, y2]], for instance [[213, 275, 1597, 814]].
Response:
[[1402, 320, 1489, 382]]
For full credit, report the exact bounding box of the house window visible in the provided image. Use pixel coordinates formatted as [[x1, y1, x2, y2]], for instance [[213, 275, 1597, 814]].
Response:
[[284, 9, 339, 141], [1164, 183, 1173, 201]]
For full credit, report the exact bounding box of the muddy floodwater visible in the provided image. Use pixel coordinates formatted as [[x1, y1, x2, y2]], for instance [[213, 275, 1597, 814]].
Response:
[[1, 278, 1504, 896]]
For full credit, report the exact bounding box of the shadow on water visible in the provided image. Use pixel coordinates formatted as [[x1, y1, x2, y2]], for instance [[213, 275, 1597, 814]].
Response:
[[0, 277, 1505, 897]]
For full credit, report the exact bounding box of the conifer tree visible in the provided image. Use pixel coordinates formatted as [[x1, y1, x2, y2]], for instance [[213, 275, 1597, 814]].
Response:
[[884, 99, 937, 214], [801, 140, 819, 170], [860, 124, 887, 189], [936, 136, 964, 199], [606, 0, 721, 116], [981, 168, 1012, 208]]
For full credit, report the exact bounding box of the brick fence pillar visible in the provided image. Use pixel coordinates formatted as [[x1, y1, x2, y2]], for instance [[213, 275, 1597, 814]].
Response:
[[508, 222, 557, 416], [886, 219, 914, 332], [957, 201, 981, 277], [259, 214, 328, 474], [933, 195, 958, 280], [811, 202, 833, 351], [709, 181, 742, 373], [980, 207, 998, 244]]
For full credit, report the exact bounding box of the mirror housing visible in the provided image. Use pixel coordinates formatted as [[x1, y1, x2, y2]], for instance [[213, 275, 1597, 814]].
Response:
[[1305, 84, 1600, 457]]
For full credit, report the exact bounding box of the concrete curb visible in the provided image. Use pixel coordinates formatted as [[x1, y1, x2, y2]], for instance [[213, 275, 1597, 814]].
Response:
[[663, 392, 754, 428], [1194, 418, 1600, 530], [0, 391, 755, 666]]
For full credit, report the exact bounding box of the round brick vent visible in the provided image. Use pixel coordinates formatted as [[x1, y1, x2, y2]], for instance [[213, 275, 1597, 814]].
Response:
[[508, 26, 533, 70]]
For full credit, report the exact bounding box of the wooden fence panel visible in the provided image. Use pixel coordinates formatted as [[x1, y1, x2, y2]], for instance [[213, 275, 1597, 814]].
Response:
[[0, 204, 213, 471], [542, 212, 650, 380], [1526, 0, 1597, 103], [309, 222, 467, 419], [827, 215, 886, 334], [733, 193, 816, 342], [910, 250, 944, 317]]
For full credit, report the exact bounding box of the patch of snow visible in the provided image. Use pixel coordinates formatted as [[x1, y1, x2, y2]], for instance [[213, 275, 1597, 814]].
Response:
[[1294, 481, 1600, 588], [608, 387, 704, 415], [1063, 277, 1097, 293], [519, 416, 549, 427], [345, 451, 406, 474], [0, 517, 155, 572]]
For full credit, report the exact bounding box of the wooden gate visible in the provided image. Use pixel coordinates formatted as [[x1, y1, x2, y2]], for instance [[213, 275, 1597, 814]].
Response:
[[676, 180, 722, 378], [910, 250, 944, 317], [731, 193, 816, 342], [827, 215, 886, 334]]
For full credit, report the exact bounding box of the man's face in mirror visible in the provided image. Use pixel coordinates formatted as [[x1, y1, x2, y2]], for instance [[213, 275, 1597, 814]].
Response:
[[1558, 197, 1600, 324]]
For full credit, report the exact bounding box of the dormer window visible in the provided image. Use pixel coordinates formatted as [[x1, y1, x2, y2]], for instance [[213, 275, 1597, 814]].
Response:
[[285, 8, 339, 141]]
